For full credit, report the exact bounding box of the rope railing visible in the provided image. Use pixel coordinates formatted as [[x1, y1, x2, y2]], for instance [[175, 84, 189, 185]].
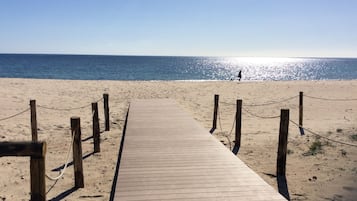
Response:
[[222, 94, 356, 107], [0, 108, 30, 121], [289, 120, 357, 148], [1, 94, 109, 200], [220, 101, 235, 106], [220, 95, 298, 108], [217, 109, 235, 149], [218, 92, 356, 137], [242, 107, 281, 119], [37, 97, 103, 111], [219, 95, 356, 148], [45, 130, 75, 181], [243, 95, 299, 107], [304, 94, 357, 101]]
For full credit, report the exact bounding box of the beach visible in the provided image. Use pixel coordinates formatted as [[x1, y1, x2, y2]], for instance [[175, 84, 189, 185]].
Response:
[[0, 78, 356, 201]]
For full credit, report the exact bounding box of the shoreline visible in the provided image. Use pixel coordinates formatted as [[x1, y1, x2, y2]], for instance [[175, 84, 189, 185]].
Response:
[[0, 78, 356, 201]]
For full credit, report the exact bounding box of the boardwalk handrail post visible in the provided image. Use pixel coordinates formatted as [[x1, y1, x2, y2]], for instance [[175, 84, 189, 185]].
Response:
[[277, 109, 290, 200], [30, 99, 45, 201], [277, 109, 289, 176], [103, 93, 110, 131], [92, 102, 100, 153], [30, 100, 38, 142], [0, 141, 46, 201], [30, 143, 46, 201], [71, 117, 84, 188], [234, 99, 242, 150], [210, 94, 219, 134], [299, 91, 303, 127]]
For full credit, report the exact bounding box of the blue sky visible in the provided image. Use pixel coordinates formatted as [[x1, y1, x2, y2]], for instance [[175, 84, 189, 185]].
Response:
[[0, 0, 356, 57]]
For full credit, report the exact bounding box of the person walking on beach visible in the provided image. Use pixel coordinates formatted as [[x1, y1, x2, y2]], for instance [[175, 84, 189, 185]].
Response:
[[237, 70, 242, 81]]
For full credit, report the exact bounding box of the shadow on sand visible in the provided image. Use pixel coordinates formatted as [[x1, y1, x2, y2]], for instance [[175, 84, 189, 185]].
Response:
[[51, 151, 95, 172], [49, 187, 78, 201]]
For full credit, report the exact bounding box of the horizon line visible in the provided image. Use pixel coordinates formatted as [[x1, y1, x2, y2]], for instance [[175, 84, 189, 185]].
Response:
[[0, 52, 356, 59]]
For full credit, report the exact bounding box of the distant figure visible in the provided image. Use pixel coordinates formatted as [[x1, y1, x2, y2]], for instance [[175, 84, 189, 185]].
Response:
[[237, 70, 242, 81]]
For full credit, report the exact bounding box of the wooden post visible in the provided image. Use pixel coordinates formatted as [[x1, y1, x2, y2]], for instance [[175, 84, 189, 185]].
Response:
[[92, 102, 100, 153], [235, 99, 242, 148], [30, 153, 46, 201], [299, 91, 303, 127], [30, 100, 38, 142], [210, 94, 219, 133], [0, 141, 46, 201], [103, 93, 110, 131], [71, 117, 84, 188], [29, 100, 44, 201], [277, 109, 289, 177]]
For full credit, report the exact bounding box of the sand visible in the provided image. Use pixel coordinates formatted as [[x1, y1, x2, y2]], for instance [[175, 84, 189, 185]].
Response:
[[0, 78, 356, 201]]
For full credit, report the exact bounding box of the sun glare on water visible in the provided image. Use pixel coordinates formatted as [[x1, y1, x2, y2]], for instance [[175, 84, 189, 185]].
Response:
[[217, 57, 311, 81]]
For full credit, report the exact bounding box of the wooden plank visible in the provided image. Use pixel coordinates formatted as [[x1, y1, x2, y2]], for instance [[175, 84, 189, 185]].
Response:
[[114, 99, 286, 201], [0, 141, 46, 157]]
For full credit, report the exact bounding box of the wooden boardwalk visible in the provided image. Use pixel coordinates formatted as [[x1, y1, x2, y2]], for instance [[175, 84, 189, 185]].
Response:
[[113, 99, 286, 201]]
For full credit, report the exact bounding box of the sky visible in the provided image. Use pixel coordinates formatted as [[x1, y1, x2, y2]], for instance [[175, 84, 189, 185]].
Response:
[[0, 0, 356, 57]]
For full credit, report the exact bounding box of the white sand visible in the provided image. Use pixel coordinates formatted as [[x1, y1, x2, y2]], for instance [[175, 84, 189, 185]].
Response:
[[0, 78, 356, 201]]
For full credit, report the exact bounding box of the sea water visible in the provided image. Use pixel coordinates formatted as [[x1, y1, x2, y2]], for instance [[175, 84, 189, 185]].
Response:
[[0, 54, 356, 81]]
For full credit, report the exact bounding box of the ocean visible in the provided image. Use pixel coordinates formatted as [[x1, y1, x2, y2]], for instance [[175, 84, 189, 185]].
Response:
[[0, 54, 356, 81]]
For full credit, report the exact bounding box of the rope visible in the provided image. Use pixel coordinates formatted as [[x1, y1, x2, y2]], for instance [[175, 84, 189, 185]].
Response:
[[218, 109, 234, 149], [38, 97, 103, 111], [45, 130, 75, 181], [0, 108, 30, 121], [220, 95, 298, 108], [289, 120, 357, 148], [38, 103, 92, 111], [244, 95, 299, 107], [218, 109, 223, 132], [220, 101, 235, 106], [228, 115, 236, 136], [46, 179, 59, 195], [242, 107, 280, 119], [304, 94, 357, 101]]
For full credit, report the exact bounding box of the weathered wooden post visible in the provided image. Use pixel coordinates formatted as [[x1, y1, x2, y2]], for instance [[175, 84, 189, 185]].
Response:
[[210, 94, 219, 134], [277, 109, 289, 176], [29, 99, 44, 200], [103, 93, 110, 131], [30, 100, 38, 142], [232, 99, 242, 154], [92, 102, 100, 153], [277, 109, 290, 200], [0, 141, 47, 201], [299, 91, 303, 127], [30, 142, 46, 201], [235, 99, 242, 148], [71, 117, 84, 188]]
